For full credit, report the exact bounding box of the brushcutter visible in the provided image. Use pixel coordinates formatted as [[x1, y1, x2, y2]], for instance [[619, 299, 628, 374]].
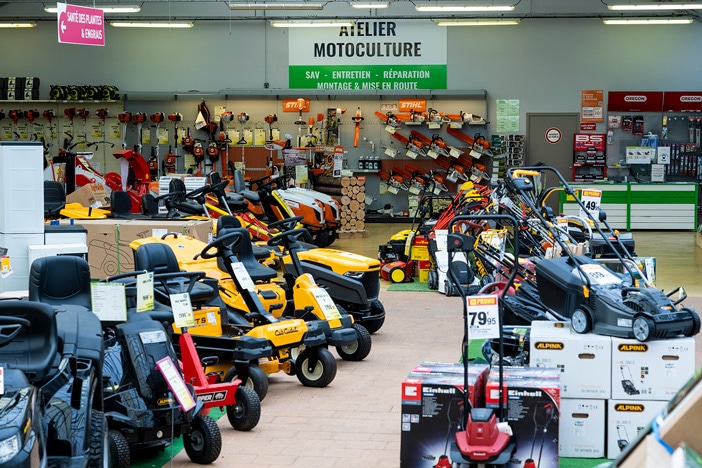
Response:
[[264, 113, 278, 143], [352, 107, 363, 147], [117, 111, 131, 150]]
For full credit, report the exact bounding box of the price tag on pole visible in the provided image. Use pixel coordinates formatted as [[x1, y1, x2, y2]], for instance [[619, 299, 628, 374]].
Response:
[[171, 293, 195, 329], [466, 295, 500, 339], [136, 271, 154, 312], [580, 189, 602, 220]]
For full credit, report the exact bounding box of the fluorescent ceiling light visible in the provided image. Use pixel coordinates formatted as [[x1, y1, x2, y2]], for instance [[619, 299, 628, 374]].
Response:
[[350, 1, 390, 8], [0, 22, 37, 28], [270, 20, 354, 27], [608, 3, 702, 11], [229, 2, 324, 9], [434, 19, 520, 25], [415, 2, 514, 12], [110, 21, 194, 28], [45, 5, 142, 13], [603, 17, 693, 24]]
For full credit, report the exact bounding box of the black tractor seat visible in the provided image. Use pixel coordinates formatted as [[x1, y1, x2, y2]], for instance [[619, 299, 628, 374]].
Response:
[[233, 169, 261, 203], [216, 226, 278, 283]]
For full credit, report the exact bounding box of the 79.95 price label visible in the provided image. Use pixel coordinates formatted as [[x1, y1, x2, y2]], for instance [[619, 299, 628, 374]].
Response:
[[466, 295, 500, 339]]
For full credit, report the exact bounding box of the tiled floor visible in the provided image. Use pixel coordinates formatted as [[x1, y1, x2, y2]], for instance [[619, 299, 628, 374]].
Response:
[[166, 225, 702, 468]]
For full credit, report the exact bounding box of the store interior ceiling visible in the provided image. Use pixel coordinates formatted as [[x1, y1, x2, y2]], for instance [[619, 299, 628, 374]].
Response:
[[1, 0, 702, 23]]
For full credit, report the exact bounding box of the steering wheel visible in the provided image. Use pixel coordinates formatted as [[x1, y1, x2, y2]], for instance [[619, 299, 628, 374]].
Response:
[[267, 216, 304, 232], [210, 179, 230, 194], [185, 184, 210, 199], [267, 227, 309, 248], [198, 230, 245, 260], [0, 316, 30, 347]]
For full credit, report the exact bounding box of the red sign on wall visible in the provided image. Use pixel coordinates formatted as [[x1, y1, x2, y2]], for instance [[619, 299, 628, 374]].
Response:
[[57, 2, 104, 46], [574, 133, 606, 152], [607, 91, 663, 113], [663, 92, 702, 112]]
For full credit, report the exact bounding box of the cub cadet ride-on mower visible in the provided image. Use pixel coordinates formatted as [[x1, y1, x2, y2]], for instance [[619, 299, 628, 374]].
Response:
[[130, 225, 370, 362], [129, 232, 340, 394], [505, 166, 700, 342]]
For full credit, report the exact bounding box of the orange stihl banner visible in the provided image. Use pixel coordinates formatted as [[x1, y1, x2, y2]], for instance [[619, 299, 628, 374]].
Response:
[[282, 98, 310, 113], [398, 99, 426, 112]]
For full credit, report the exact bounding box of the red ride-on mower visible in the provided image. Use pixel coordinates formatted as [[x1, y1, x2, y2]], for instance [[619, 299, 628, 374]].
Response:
[[447, 213, 518, 467]]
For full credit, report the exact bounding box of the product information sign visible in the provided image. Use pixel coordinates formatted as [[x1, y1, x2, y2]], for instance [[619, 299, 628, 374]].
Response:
[[581, 90, 604, 123], [466, 295, 499, 339], [56, 2, 105, 46], [288, 20, 447, 90], [580, 189, 602, 220]]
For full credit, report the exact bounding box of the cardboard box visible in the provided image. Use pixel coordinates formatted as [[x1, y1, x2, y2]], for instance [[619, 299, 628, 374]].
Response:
[[559, 398, 606, 458], [76, 218, 213, 278], [606, 399, 667, 460], [485, 366, 560, 468], [611, 336, 695, 401], [66, 183, 111, 209], [530, 321, 612, 398], [400, 363, 489, 468]]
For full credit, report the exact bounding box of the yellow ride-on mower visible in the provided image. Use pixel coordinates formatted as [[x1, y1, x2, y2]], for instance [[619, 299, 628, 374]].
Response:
[[129, 236, 340, 398]]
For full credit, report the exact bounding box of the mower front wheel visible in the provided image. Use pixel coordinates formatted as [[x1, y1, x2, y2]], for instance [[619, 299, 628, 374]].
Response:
[[184, 414, 222, 465], [571, 309, 592, 334], [363, 300, 386, 335], [633, 316, 655, 342], [336, 323, 372, 362], [226, 385, 261, 431], [297, 347, 337, 388], [224, 364, 269, 402], [108, 430, 130, 468]]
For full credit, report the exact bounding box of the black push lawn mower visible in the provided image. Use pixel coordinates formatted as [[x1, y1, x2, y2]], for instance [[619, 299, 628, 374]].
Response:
[[505, 166, 700, 342]]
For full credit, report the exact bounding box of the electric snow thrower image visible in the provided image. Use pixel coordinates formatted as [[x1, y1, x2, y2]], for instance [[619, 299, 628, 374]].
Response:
[[506, 166, 701, 342]]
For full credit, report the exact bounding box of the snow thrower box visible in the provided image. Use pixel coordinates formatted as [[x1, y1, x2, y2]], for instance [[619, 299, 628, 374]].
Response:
[[559, 398, 606, 458], [606, 399, 667, 460], [485, 366, 561, 468], [529, 321, 612, 399], [610, 336, 695, 401], [400, 363, 489, 468]]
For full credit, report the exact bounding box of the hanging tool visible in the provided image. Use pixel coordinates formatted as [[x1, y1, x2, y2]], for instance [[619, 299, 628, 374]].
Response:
[[117, 112, 132, 150], [95, 108, 109, 163], [9, 109, 22, 140], [264, 113, 278, 143], [43, 109, 56, 161], [164, 112, 182, 174], [374, 110, 401, 128], [316, 113, 325, 146], [335, 108, 346, 146], [76, 108, 90, 150], [149, 112, 165, 179], [236, 112, 249, 145], [352, 107, 363, 148], [24, 109, 39, 141], [218, 110, 233, 174], [306, 116, 316, 147], [62, 107, 76, 149]]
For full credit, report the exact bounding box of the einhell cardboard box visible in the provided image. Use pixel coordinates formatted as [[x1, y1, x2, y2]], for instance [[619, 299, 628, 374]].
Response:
[[76, 219, 213, 278], [485, 366, 560, 468], [66, 183, 111, 209], [400, 363, 489, 468], [611, 336, 695, 401], [559, 398, 606, 458], [529, 321, 612, 398], [606, 399, 667, 460]]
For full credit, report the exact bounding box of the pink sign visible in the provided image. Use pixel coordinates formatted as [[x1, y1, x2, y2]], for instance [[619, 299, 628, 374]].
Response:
[[57, 2, 104, 46]]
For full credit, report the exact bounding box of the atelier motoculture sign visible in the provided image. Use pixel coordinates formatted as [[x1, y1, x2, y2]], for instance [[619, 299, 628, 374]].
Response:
[[288, 20, 447, 90]]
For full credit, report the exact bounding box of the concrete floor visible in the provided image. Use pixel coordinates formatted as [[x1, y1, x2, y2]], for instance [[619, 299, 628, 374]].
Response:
[[166, 225, 702, 468]]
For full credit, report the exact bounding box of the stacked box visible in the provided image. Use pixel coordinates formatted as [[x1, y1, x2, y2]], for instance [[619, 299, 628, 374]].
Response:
[[400, 362, 490, 468], [485, 366, 561, 468], [606, 399, 668, 459]]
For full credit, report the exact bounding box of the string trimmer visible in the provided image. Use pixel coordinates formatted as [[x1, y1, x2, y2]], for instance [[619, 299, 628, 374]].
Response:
[[264, 114, 278, 143], [352, 107, 364, 147], [118, 112, 132, 150], [149, 112, 165, 178]]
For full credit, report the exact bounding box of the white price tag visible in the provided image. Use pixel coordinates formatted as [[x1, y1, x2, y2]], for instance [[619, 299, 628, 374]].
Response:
[[388, 186, 399, 194], [231, 262, 256, 291], [384, 147, 397, 157], [556, 216, 569, 233], [171, 292, 195, 328], [579, 264, 622, 285], [428, 121, 441, 130], [406, 150, 418, 159], [0, 367, 4, 395], [155, 356, 196, 412], [311, 288, 342, 320], [580, 189, 601, 220], [449, 147, 462, 158], [91, 283, 127, 322], [427, 149, 439, 159], [385, 125, 396, 134], [409, 186, 421, 195], [136, 271, 154, 313], [466, 295, 500, 339]]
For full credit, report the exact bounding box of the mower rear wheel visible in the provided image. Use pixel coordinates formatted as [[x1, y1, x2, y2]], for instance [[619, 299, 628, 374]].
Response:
[[184, 414, 222, 465], [336, 323, 372, 361], [315, 230, 329, 248], [108, 430, 130, 468], [428, 269, 438, 290], [224, 364, 269, 402], [687, 310, 701, 336], [226, 385, 261, 431], [297, 347, 337, 388], [571, 309, 592, 334], [633, 316, 655, 342], [362, 300, 386, 334]]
